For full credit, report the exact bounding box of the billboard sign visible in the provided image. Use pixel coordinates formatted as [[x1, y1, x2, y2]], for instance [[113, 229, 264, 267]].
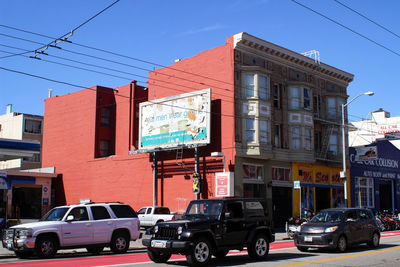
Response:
[[355, 146, 378, 161], [139, 88, 211, 149]]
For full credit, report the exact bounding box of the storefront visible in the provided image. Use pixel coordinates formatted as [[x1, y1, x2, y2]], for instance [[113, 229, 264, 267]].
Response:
[[350, 140, 400, 212], [292, 163, 346, 217]]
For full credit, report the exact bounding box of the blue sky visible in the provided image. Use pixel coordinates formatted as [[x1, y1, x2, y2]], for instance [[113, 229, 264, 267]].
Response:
[[1, 0, 399, 122]]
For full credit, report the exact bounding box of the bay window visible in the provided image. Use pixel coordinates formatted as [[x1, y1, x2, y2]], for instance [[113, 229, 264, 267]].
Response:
[[259, 119, 269, 144], [246, 118, 255, 143], [243, 73, 270, 100], [292, 127, 301, 150]]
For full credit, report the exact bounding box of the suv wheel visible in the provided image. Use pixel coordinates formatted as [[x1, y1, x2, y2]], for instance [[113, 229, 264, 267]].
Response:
[[186, 237, 211, 266], [86, 246, 104, 254], [337, 235, 347, 252], [35, 235, 58, 258], [110, 232, 130, 253], [367, 232, 380, 248], [248, 233, 269, 260], [147, 249, 172, 263]]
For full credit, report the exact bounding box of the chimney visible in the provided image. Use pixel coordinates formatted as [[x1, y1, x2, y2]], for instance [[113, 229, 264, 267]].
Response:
[[48, 88, 53, 98], [6, 104, 12, 114]]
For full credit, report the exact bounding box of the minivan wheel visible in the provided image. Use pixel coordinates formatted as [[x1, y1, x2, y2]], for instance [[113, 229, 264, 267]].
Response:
[[186, 237, 211, 266], [368, 232, 380, 248], [337, 235, 347, 252], [248, 233, 269, 260], [35, 235, 58, 258]]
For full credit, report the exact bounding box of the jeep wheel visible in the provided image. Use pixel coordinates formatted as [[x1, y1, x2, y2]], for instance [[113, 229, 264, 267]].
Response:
[[35, 235, 58, 258], [110, 232, 130, 254], [214, 249, 229, 258], [186, 237, 211, 266], [14, 251, 34, 258], [248, 233, 269, 260], [86, 246, 104, 254], [147, 249, 172, 263]]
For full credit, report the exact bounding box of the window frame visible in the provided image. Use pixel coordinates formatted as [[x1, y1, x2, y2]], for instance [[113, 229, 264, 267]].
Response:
[[245, 117, 256, 143], [259, 119, 270, 144], [24, 118, 42, 134], [291, 126, 301, 150], [242, 164, 264, 183], [354, 177, 374, 208], [242, 72, 270, 100]]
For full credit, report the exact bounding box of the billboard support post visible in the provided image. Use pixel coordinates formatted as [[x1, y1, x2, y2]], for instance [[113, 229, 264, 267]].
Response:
[[194, 147, 200, 200], [153, 152, 158, 206]]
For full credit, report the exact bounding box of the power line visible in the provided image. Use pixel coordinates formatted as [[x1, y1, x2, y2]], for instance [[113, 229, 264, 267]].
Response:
[[333, 0, 400, 39], [0, 0, 121, 60], [290, 0, 400, 57]]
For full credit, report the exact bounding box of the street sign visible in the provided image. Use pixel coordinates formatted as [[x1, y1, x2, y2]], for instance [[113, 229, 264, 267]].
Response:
[[294, 181, 300, 189]]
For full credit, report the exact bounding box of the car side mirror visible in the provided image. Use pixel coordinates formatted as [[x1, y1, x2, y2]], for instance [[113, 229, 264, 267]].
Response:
[[224, 212, 232, 219], [66, 215, 75, 222], [346, 218, 355, 222]]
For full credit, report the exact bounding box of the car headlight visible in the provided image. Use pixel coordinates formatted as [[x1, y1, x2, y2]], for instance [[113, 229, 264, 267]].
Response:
[[177, 226, 183, 235], [17, 229, 33, 239], [325, 226, 338, 233], [154, 225, 159, 233]]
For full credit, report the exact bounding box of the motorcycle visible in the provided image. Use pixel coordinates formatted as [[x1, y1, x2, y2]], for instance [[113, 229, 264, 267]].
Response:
[[286, 208, 314, 239]]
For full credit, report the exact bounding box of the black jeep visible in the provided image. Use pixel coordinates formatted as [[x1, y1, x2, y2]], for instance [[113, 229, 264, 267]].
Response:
[[142, 198, 275, 266]]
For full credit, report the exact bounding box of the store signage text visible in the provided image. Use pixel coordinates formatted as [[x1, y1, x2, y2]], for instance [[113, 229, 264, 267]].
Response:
[[363, 170, 398, 179]]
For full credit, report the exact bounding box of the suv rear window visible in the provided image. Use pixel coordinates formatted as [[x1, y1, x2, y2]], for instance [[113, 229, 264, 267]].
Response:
[[110, 204, 138, 218]]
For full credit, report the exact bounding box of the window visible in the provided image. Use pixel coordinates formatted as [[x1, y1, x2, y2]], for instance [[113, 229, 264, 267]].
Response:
[[68, 207, 89, 221], [154, 207, 170, 214], [304, 128, 312, 150], [273, 84, 280, 108], [313, 95, 321, 117], [272, 167, 291, 181], [246, 118, 255, 143], [245, 74, 255, 98], [301, 187, 314, 211], [292, 127, 301, 150], [259, 119, 269, 144], [99, 140, 110, 157], [274, 124, 281, 148], [290, 87, 300, 109], [137, 208, 146, 214], [259, 75, 269, 100], [303, 88, 311, 110], [24, 119, 42, 134], [146, 208, 152, 214], [110, 204, 138, 218], [332, 188, 345, 207], [100, 108, 111, 126], [24, 153, 41, 162], [243, 164, 263, 181], [354, 177, 374, 208], [91, 206, 111, 220], [327, 97, 344, 120], [329, 134, 338, 155]]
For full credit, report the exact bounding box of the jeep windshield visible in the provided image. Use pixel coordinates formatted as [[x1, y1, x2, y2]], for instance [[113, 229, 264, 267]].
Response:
[[40, 207, 70, 221], [185, 200, 223, 218]]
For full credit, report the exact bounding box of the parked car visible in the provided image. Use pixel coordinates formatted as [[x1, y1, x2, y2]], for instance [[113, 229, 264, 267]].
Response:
[[142, 198, 275, 266], [294, 208, 380, 252], [137, 206, 178, 228], [2, 201, 141, 258]]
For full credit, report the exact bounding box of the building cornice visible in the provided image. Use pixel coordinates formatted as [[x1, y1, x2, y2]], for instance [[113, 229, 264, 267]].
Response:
[[233, 32, 354, 84]]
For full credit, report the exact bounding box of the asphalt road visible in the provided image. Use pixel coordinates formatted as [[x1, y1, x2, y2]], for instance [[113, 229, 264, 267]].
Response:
[[1, 231, 399, 266]]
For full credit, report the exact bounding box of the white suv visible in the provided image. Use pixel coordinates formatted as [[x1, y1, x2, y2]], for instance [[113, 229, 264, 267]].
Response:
[[2, 202, 141, 258]]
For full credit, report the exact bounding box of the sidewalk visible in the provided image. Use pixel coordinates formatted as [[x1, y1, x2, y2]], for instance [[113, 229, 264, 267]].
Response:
[[0, 231, 289, 258]]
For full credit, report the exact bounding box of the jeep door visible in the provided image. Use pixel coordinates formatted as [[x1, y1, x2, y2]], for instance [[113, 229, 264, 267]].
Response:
[[62, 207, 93, 246], [221, 201, 247, 246], [90, 206, 114, 244]]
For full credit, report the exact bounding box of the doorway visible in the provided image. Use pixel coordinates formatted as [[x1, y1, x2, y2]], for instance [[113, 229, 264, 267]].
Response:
[[12, 187, 42, 219], [315, 187, 331, 212], [272, 187, 292, 228], [379, 183, 392, 212]]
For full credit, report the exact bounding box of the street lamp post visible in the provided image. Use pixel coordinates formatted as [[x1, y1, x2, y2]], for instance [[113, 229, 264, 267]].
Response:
[[341, 91, 374, 207]]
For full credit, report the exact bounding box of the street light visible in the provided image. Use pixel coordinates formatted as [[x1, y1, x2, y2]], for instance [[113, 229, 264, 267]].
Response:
[[211, 152, 226, 172], [341, 91, 374, 207]]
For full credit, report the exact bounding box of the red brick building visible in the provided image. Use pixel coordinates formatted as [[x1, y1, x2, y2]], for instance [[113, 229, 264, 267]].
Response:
[[43, 33, 353, 223]]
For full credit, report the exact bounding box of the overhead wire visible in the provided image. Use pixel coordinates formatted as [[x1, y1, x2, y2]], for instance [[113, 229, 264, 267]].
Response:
[[290, 0, 400, 57]]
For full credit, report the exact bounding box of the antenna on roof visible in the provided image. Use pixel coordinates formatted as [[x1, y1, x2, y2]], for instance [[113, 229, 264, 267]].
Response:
[[301, 50, 320, 64]]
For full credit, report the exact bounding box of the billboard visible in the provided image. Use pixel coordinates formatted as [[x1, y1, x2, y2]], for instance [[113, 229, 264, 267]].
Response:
[[139, 88, 211, 149]]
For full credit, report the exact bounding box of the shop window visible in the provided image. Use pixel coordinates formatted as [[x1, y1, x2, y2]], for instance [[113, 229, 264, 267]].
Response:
[[332, 188, 345, 208], [301, 187, 314, 211], [243, 164, 263, 181], [272, 167, 291, 181], [24, 119, 42, 134], [354, 177, 374, 208]]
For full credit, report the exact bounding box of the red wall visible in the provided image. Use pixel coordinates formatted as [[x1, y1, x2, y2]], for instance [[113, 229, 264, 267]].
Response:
[[42, 37, 236, 213]]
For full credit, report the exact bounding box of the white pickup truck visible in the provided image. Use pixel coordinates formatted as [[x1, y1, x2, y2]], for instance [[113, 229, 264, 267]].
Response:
[[137, 206, 178, 227]]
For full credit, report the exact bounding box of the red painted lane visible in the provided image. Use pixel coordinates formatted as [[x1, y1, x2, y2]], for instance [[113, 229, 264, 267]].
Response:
[[3, 231, 400, 267]]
